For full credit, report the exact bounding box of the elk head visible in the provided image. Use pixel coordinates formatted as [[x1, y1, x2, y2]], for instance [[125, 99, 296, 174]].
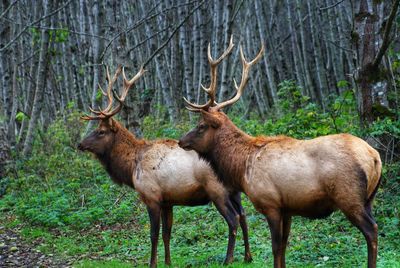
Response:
[[78, 65, 145, 156], [178, 36, 264, 153]]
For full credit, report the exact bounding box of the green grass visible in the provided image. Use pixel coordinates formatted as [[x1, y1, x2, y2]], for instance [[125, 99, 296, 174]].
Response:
[[1, 97, 399, 267], [2, 181, 399, 267]]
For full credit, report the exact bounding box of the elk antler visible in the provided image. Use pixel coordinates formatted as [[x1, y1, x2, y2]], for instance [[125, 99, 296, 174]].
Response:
[[184, 37, 264, 112], [184, 35, 234, 112], [213, 43, 264, 111], [81, 65, 146, 120]]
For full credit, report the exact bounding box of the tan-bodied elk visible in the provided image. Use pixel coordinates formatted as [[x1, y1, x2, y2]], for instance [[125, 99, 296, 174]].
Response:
[[178, 37, 382, 268], [77, 65, 252, 268]]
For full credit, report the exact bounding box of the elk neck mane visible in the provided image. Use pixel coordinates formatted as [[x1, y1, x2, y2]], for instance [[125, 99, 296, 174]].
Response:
[[97, 120, 148, 188], [198, 118, 263, 191], [199, 117, 294, 191]]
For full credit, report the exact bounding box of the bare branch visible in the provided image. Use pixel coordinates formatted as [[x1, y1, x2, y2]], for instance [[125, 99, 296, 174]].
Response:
[[0, 0, 19, 19], [319, 0, 346, 11], [372, 0, 400, 68], [0, 0, 73, 52], [142, 0, 206, 68]]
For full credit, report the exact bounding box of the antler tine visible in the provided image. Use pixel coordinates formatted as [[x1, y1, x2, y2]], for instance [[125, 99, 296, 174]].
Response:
[[80, 115, 98, 121], [100, 65, 122, 114], [120, 66, 146, 101], [98, 83, 107, 96], [99, 66, 145, 119], [184, 35, 234, 112], [183, 96, 213, 110], [207, 35, 234, 66], [214, 42, 265, 111], [81, 65, 127, 121]]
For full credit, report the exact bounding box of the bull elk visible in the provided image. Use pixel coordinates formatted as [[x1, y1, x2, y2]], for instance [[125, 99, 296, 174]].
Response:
[[77, 65, 253, 267], [178, 37, 382, 268]]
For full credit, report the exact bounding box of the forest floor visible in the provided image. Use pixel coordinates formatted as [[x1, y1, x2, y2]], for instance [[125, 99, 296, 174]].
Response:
[[0, 225, 70, 267]]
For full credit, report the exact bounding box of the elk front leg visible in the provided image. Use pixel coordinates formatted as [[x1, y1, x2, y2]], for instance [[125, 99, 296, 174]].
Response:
[[213, 197, 239, 265], [161, 206, 173, 266], [230, 192, 252, 262], [147, 205, 161, 268], [266, 210, 284, 268]]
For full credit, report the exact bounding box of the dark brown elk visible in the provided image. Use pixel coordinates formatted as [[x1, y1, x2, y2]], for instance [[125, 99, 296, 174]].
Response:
[[77, 65, 252, 267], [178, 38, 382, 268]]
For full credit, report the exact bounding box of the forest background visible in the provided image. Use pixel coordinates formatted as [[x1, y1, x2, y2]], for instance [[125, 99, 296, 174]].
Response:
[[0, 0, 399, 267]]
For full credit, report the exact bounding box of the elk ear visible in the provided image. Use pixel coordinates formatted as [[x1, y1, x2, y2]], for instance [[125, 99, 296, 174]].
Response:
[[201, 110, 222, 128]]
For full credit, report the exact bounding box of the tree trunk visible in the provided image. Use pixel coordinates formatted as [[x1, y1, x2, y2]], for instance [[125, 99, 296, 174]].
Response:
[[22, 0, 54, 156]]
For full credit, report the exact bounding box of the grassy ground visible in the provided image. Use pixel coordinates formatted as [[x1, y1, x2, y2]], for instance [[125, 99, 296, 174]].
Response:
[[1, 156, 399, 267], [1, 103, 399, 267]]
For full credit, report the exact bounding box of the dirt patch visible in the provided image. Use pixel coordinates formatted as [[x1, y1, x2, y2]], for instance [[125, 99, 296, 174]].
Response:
[[0, 226, 71, 268]]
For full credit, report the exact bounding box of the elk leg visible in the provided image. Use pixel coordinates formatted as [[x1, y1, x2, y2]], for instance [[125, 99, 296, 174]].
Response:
[[344, 207, 378, 268], [147, 205, 161, 268], [266, 210, 284, 268], [230, 192, 252, 262], [281, 214, 292, 268], [213, 197, 239, 264], [161, 206, 173, 266]]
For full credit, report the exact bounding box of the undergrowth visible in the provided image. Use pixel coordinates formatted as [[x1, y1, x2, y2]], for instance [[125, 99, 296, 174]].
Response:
[[1, 86, 399, 267]]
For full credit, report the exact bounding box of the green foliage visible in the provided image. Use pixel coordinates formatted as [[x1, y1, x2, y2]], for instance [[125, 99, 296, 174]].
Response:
[[336, 80, 350, 88], [1, 85, 399, 267], [369, 117, 400, 138], [232, 84, 359, 139], [1, 111, 140, 229], [29, 27, 69, 46], [49, 28, 69, 43], [29, 27, 41, 46], [15, 111, 28, 123], [276, 80, 310, 112], [142, 113, 194, 140]]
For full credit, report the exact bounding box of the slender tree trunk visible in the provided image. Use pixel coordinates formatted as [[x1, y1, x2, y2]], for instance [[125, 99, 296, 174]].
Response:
[[218, 1, 233, 102], [86, 0, 104, 132], [22, 0, 54, 156], [308, 0, 327, 107], [296, 0, 315, 102], [255, 0, 277, 106], [286, 0, 305, 92]]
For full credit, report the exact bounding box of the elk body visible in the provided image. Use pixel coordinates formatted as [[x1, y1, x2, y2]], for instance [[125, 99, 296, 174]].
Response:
[[178, 37, 382, 268], [77, 66, 252, 268]]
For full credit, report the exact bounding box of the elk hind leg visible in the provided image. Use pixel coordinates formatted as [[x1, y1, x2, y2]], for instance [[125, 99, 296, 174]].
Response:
[[161, 206, 173, 265], [344, 206, 378, 268], [213, 196, 239, 264]]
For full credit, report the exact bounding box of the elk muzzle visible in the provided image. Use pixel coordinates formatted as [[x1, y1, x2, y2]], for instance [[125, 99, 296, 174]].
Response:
[[178, 135, 193, 151], [77, 142, 87, 151]]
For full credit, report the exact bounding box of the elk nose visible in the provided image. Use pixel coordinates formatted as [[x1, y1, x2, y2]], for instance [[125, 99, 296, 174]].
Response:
[[178, 139, 190, 150], [77, 143, 85, 151], [178, 139, 184, 148]]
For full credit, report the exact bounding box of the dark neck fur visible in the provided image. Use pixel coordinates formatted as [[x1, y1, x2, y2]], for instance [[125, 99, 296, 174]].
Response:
[[97, 123, 147, 188], [200, 121, 265, 192]]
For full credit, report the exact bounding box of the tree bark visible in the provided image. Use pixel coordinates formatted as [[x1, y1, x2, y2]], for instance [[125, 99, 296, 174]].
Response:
[[353, 0, 399, 125], [22, 0, 54, 156]]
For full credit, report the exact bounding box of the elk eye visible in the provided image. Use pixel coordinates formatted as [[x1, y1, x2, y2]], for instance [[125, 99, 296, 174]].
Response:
[[198, 124, 207, 132], [98, 130, 106, 136]]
